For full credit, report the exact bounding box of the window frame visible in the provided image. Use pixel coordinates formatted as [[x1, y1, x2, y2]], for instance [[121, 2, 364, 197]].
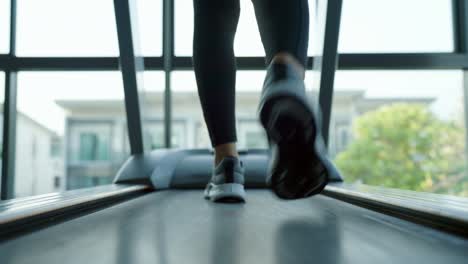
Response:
[[0, 0, 467, 199]]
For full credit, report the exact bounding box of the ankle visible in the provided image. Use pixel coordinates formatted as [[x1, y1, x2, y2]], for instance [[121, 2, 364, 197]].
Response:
[[271, 52, 305, 79], [214, 143, 239, 166], [215, 154, 239, 167]]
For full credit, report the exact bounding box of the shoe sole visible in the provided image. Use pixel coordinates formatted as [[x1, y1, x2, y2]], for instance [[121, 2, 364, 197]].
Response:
[[260, 97, 329, 199], [204, 183, 246, 203]]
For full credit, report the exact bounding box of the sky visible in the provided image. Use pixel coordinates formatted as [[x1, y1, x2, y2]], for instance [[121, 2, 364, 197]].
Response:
[[0, 0, 463, 135]]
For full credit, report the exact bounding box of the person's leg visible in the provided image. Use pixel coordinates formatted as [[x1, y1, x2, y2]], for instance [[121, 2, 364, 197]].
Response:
[[193, 0, 246, 202], [251, 0, 309, 75], [193, 0, 240, 166], [253, 0, 338, 199]]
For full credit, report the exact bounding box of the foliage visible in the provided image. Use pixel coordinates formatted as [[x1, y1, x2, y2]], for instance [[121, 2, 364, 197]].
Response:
[[335, 103, 468, 196]]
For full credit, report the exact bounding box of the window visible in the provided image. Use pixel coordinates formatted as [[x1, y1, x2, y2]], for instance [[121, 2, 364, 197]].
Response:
[[339, 127, 349, 149], [175, 0, 264, 56], [145, 126, 164, 150], [244, 130, 268, 149], [54, 176, 61, 188], [338, 0, 454, 53], [0, 71, 4, 93], [176, 0, 455, 55], [16, 0, 162, 56], [69, 123, 116, 163], [78, 132, 110, 161], [171, 122, 186, 148], [334, 124, 350, 153], [31, 136, 37, 158], [172, 71, 273, 149], [15, 71, 128, 197], [136, 0, 163, 56], [175, 0, 454, 56], [171, 70, 321, 149], [17, 0, 119, 56], [0, 72, 4, 184], [144, 121, 185, 149], [171, 71, 207, 148], [50, 137, 62, 158], [4, 0, 465, 203], [331, 70, 467, 197], [140, 71, 165, 150], [0, 0, 10, 53], [194, 121, 211, 149]]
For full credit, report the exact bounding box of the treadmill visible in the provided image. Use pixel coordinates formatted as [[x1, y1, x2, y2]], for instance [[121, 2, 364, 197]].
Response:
[[1, 0, 467, 263], [1, 149, 468, 264]]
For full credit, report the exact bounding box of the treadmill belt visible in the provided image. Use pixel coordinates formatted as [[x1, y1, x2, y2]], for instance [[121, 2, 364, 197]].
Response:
[[0, 190, 467, 264]]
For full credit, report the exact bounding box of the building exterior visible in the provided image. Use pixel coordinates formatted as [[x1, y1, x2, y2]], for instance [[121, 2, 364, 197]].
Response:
[[56, 90, 434, 190], [0, 110, 65, 198]]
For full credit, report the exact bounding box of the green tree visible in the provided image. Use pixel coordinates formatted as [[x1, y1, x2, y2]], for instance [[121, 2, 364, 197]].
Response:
[[335, 103, 468, 196]]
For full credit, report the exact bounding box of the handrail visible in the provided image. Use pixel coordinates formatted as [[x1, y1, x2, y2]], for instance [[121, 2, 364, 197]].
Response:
[[0, 184, 152, 238], [324, 183, 468, 237]]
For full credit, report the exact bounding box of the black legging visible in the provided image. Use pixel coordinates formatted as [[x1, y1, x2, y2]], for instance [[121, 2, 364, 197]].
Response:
[[193, 0, 309, 147]]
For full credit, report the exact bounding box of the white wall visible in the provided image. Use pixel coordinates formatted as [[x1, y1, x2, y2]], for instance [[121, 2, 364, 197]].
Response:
[[14, 114, 65, 197]]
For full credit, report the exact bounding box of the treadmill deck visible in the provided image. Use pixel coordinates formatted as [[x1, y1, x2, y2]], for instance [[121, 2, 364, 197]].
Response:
[[1, 190, 467, 264]]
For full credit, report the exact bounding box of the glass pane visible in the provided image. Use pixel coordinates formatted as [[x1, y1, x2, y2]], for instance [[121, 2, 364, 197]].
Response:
[[0, 72, 4, 189], [176, 0, 454, 56], [171, 71, 205, 148], [176, 0, 320, 56], [144, 121, 184, 149], [0, 0, 10, 53], [331, 70, 467, 197], [172, 71, 322, 149], [15, 72, 128, 197], [339, 0, 454, 53], [0, 71, 4, 94], [175, 0, 264, 56], [17, 0, 119, 56], [137, 0, 163, 56], [307, 2, 320, 56], [78, 132, 110, 162], [236, 71, 285, 149], [140, 71, 165, 150]]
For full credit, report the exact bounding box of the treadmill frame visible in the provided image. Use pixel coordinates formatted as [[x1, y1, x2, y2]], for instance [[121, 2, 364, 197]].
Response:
[[1, 0, 468, 240]]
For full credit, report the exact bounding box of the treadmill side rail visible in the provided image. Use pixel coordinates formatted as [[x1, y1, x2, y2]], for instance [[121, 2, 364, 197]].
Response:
[[0, 184, 151, 238], [325, 183, 468, 237]]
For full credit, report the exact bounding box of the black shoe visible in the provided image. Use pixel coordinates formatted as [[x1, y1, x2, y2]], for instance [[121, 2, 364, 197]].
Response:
[[204, 156, 246, 202], [258, 62, 340, 199]]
